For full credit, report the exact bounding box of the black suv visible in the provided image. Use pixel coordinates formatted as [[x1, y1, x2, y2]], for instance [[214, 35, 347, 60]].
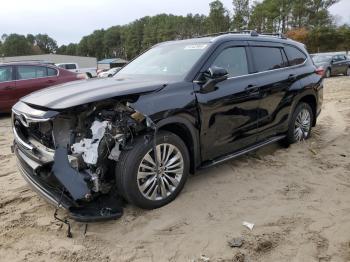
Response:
[[12, 31, 323, 219]]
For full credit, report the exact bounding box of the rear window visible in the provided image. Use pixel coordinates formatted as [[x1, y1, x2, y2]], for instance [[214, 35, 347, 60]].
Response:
[[284, 46, 307, 66], [251, 47, 286, 72], [65, 64, 77, 70], [0, 66, 13, 82], [17, 66, 47, 80], [47, 67, 58, 76]]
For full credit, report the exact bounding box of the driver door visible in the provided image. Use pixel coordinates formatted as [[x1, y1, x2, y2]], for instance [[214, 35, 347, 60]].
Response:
[[194, 41, 261, 161]]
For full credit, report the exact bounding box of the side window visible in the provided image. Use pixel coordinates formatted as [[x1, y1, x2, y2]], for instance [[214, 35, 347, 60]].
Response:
[[17, 66, 48, 80], [47, 67, 58, 76], [284, 45, 307, 66], [0, 66, 13, 82], [211, 47, 248, 77], [251, 47, 286, 72], [66, 64, 77, 70]]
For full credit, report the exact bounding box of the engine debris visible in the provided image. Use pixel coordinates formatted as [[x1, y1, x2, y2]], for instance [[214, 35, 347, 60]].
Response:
[[71, 120, 111, 165]]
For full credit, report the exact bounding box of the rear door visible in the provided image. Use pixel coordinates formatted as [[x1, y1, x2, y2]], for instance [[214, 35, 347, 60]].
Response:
[[0, 65, 16, 112], [248, 42, 304, 141], [195, 41, 261, 161], [331, 55, 344, 75], [15, 65, 56, 100], [337, 55, 348, 74]]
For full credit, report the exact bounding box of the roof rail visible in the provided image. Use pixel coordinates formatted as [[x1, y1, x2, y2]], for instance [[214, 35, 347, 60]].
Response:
[[259, 32, 287, 39], [197, 30, 259, 38], [197, 30, 287, 39]]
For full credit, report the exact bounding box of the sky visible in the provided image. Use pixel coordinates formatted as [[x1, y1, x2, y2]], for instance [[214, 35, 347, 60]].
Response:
[[1, 0, 349, 46]]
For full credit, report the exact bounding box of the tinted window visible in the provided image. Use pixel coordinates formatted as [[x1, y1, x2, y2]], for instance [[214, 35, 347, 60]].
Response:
[[334, 55, 346, 61], [0, 66, 13, 82], [284, 45, 307, 66], [251, 47, 285, 72], [211, 47, 248, 77], [17, 66, 47, 80], [47, 67, 58, 76], [65, 64, 77, 70]]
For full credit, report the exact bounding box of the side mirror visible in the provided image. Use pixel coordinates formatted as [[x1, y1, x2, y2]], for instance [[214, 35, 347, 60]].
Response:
[[201, 66, 228, 93], [206, 66, 229, 81]]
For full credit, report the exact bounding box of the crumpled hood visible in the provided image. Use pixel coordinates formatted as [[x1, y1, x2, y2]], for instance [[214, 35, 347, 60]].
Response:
[[21, 77, 167, 110]]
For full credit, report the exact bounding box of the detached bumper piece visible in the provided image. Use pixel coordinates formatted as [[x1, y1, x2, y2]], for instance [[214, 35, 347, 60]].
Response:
[[68, 192, 123, 222], [14, 143, 123, 222]]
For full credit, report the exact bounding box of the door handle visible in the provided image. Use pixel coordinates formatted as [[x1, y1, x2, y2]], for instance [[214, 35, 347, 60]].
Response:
[[47, 80, 56, 83], [245, 84, 259, 93], [4, 86, 15, 90]]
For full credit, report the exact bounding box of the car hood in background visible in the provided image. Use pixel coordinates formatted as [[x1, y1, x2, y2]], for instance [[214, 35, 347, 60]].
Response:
[[21, 77, 167, 110]]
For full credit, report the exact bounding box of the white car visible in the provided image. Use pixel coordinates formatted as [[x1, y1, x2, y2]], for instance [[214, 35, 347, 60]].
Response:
[[98, 67, 121, 78], [56, 63, 97, 78]]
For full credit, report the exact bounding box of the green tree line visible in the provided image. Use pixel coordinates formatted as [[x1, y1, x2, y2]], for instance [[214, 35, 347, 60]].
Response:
[[0, 0, 349, 59]]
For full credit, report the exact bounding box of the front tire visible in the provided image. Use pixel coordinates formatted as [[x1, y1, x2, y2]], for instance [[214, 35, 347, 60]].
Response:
[[115, 131, 190, 209], [284, 102, 314, 145], [325, 68, 331, 78]]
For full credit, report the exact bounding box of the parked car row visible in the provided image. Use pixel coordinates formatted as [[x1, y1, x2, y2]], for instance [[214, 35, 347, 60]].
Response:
[[0, 62, 86, 113], [56, 63, 97, 78], [312, 53, 350, 77]]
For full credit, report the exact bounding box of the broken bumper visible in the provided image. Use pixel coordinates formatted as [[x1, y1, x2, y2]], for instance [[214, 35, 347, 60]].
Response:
[[14, 143, 74, 209]]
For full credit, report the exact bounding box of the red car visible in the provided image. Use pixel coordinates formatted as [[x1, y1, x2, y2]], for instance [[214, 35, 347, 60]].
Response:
[[0, 63, 84, 113]]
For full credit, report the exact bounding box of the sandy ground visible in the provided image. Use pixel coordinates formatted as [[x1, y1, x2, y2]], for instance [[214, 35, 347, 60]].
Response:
[[0, 77, 350, 262]]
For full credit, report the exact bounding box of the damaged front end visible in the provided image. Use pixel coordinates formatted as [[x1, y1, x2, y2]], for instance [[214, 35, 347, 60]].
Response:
[[12, 98, 149, 222]]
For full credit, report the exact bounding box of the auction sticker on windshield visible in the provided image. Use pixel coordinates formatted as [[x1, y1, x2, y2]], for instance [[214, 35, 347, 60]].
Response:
[[184, 44, 208, 50]]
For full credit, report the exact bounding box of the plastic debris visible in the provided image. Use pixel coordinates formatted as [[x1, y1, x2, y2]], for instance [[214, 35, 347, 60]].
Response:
[[228, 237, 244, 248], [200, 255, 210, 262], [242, 221, 254, 230]]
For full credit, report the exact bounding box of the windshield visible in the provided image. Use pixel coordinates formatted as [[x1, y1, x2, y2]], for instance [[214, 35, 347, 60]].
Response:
[[117, 42, 210, 80], [313, 55, 332, 63]]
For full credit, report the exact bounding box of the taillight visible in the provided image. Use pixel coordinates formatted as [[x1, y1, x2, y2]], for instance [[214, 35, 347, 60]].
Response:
[[315, 67, 325, 76], [76, 73, 88, 80]]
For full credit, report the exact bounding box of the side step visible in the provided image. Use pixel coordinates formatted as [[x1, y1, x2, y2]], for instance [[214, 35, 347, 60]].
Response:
[[200, 135, 286, 169]]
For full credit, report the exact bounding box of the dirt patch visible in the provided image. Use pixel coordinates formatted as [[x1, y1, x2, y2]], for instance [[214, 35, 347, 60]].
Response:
[[1, 77, 350, 261]]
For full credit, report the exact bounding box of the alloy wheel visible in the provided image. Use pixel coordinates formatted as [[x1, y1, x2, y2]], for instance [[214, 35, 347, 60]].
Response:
[[137, 143, 184, 201], [294, 109, 311, 141]]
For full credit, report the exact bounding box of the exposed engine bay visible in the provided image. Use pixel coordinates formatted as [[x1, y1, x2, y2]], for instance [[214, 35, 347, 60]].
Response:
[[54, 100, 147, 198]]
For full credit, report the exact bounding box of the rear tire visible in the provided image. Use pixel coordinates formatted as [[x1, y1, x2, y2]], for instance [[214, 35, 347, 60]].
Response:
[[284, 102, 314, 145], [115, 131, 190, 209]]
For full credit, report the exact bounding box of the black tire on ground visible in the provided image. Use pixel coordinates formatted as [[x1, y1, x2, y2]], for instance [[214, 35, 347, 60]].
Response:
[[325, 68, 331, 78], [86, 73, 92, 78], [284, 102, 314, 146], [115, 131, 190, 209]]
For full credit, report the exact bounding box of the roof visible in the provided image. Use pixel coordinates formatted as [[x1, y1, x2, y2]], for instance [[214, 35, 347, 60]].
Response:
[[98, 58, 128, 64], [0, 61, 57, 67]]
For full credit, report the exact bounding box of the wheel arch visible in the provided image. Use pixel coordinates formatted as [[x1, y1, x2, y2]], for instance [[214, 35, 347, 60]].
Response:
[[156, 116, 201, 174], [296, 94, 317, 126]]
